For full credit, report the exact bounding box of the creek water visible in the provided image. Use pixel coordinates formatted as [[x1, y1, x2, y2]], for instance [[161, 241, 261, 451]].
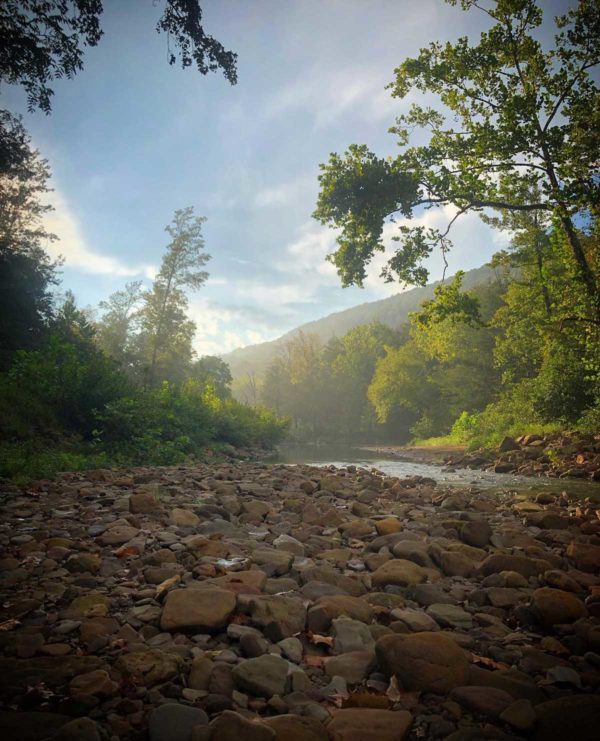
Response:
[[265, 443, 600, 501]]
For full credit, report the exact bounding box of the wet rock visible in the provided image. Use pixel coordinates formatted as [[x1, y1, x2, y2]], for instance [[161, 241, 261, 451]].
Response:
[[426, 603, 473, 630], [170, 508, 200, 527], [479, 554, 552, 578]]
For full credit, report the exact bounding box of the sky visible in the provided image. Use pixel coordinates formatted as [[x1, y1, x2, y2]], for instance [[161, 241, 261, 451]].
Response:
[[2, 0, 567, 356]]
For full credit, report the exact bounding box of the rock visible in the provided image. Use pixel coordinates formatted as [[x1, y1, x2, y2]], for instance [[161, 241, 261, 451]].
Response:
[[450, 686, 513, 719], [208, 710, 275, 741], [278, 636, 303, 663], [324, 651, 376, 683], [0, 656, 106, 692], [534, 695, 600, 741], [160, 588, 236, 631], [499, 699, 536, 730], [426, 603, 473, 630], [97, 524, 140, 545], [273, 534, 305, 556], [53, 717, 102, 741], [69, 669, 117, 697], [566, 542, 600, 573], [148, 703, 209, 741], [129, 492, 163, 514], [531, 587, 585, 627], [188, 655, 213, 690], [326, 708, 412, 740], [460, 521, 492, 548], [0, 711, 70, 741], [376, 632, 469, 692], [479, 554, 552, 578], [375, 518, 403, 535], [251, 548, 294, 575], [371, 559, 429, 588], [263, 714, 329, 741], [170, 508, 200, 527], [232, 654, 289, 697], [115, 649, 183, 686], [247, 595, 307, 639], [332, 616, 375, 653], [499, 437, 520, 452]]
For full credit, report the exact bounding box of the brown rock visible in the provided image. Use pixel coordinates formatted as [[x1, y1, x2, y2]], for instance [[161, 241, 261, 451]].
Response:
[[566, 542, 600, 573], [534, 695, 600, 741], [129, 492, 163, 514], [371, 559, 429, 588], [376, 632, 469, 693], [209, 710, 275, 741], [326, 708, 412, 741], [160, 587, 236, 631], [479, 553, 551, 579], [531, 587, 585, 627], [263, 714, 329, 741], [450, 686, 513, 719], [115, 649, 182, 686], [375, 518, 402, 536], [169, 508, 200, 527], [69, 669, 117, 697]]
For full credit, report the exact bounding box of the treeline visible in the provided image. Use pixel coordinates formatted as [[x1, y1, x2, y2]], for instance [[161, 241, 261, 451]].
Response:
[[259, 221, 599, 447], [0, 113, 287, 482]]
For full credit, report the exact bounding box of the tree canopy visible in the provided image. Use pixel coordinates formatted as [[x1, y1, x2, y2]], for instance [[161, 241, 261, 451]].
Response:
[[0, 0, 237, 113], [314, 0, 599, 315]]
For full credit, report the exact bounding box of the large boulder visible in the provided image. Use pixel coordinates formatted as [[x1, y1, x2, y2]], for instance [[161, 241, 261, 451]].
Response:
[[376, 632, 469, 693], [160, 588, 235, 632]]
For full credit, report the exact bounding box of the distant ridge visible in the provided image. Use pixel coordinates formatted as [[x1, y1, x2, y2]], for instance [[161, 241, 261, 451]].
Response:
[[222, 264, 496, 382]]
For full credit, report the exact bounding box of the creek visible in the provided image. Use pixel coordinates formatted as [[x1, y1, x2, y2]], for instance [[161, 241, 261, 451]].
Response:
[[266, 443, 600, 501]]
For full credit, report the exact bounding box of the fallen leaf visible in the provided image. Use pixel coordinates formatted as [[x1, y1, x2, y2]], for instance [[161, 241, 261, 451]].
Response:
[[114, 545, 139, 558], [0, 618, 20, 631], [304, 655, 325, 668], [470, 653, 509, 671], [307, 631, 334, 647]]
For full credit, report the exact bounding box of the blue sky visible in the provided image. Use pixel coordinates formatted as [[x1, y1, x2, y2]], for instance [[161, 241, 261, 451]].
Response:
[[3, 0, 565, 355]]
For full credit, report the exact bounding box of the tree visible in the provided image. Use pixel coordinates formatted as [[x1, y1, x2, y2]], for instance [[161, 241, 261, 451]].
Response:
[[0, 111, 60, 368], [191, 355, 233, 398], [96, 281, 143, 372], [0, 0, 237, 113], [139, 207, 210, 385], [314, 0, 599, 316]]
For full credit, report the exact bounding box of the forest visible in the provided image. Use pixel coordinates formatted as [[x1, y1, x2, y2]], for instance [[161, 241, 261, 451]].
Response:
[[0, 0, 598, 482]]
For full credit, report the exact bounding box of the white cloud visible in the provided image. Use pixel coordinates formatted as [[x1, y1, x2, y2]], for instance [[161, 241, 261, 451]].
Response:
[[43, 187, 156, 279]]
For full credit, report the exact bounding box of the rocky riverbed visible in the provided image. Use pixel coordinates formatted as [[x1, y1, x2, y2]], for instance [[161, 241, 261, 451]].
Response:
[[0, 463, 599, 741]]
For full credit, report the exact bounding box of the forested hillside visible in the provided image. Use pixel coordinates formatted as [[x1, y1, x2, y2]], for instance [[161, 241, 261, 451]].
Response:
[[224, 264, 495, 389]]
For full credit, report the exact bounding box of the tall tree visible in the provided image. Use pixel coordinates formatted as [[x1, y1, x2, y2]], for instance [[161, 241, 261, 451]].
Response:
[[0, 111, 59, 368], [314, 0, 599, 316], [140, 207, 210, 386], [0, 0, 237, 113], [96, 281, 143, 372]]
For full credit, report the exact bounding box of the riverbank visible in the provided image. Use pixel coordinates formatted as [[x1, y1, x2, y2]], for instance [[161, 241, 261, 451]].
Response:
[[0, 461, 599, 740], [368, 432, 600, 482]]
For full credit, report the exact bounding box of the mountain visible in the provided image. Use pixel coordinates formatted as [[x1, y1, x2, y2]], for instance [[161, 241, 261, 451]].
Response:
[[222, 264, 496, 383]]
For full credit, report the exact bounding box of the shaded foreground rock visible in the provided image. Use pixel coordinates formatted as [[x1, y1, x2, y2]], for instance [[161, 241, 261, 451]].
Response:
[[0, 459, 598, 741]]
